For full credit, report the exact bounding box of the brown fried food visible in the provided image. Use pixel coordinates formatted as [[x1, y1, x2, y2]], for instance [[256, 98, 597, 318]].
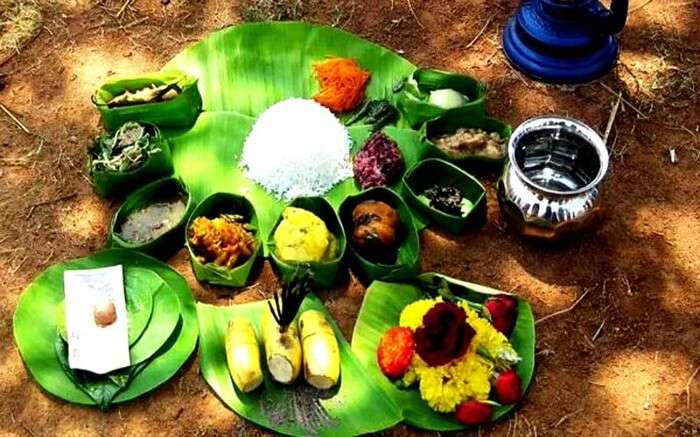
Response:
[[188, 214, 257, 269], [351, 200, 399, 253]]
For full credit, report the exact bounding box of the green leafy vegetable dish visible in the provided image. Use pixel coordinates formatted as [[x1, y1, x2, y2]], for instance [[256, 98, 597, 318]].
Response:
[[90, 122, 162, 174], [351, 273, 535, 431], [88, 121, 174, 197], [13, 249, 198, 410]]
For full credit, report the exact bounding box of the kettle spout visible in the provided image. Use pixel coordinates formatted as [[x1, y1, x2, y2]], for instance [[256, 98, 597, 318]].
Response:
[[589, 0, 629, 35]]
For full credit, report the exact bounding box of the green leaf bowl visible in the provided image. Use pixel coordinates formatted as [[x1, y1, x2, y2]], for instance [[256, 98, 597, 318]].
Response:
[[185, 192, 262, 288], [88, 123, 174, 198], [397, 68, 487, 128], [350, 272, 536, 431], [420, 114, 513, 170], [268, 197, 347, 289], [93, 71, 202, 131], [109, 177, 195, 259], [401, 158, 487, 234], [339, 187, 420, 282]]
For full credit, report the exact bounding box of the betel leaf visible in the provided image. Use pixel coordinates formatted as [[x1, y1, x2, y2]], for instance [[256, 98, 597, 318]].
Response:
[[196, 294, 402, 436], [128, 282, 180, 365], [13, 249, 198, 407], [350, 273, 536, 431]]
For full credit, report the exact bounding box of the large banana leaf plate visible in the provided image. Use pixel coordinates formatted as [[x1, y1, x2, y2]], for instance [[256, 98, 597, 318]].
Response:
[[351, 273, 536, 431], [197, 295, 402, 436], [13, 249, 198, 406], [157, 22, 433, 254]]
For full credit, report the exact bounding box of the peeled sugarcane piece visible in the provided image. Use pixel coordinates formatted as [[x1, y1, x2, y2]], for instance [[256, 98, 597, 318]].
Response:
[[261, 307, 302, 384], [224, 317, 263, 393], [299, 310, 340, 389], [261, 268, 312, 384]]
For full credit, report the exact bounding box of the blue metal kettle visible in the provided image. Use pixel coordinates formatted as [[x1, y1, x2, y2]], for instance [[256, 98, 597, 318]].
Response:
[[503, 0, 629, 84]]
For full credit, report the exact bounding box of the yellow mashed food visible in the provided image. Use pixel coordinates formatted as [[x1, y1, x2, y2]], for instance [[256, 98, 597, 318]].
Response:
[[273, 207, 337, 262], [398, 297, 519, 413]]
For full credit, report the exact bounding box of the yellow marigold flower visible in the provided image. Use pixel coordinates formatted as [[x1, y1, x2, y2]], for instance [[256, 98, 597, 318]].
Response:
[[414, 348, 492, 413], [398, 297, 442, 330]]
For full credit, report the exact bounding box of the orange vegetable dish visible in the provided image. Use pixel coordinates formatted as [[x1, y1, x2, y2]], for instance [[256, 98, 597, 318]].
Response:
[[313, 57, 370, 113], [188, 215, 257, 269]]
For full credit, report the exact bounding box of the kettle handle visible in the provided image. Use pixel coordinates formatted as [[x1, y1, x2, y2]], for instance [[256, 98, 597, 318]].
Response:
[[588, 0, 629, 35]]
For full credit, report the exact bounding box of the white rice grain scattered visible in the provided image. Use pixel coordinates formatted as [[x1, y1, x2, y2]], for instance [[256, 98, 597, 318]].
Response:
[[240, 98, 353, 200]]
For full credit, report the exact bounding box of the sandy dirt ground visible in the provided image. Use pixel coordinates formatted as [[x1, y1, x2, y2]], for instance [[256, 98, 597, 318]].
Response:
[[0, 0, 699, 435]]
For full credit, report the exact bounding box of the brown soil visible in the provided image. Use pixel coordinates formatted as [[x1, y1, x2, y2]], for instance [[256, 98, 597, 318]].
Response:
[[1, 1, 699, 436]]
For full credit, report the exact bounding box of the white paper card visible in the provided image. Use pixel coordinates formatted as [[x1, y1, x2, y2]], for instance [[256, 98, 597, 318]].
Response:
[[63, 265, 131, 374]]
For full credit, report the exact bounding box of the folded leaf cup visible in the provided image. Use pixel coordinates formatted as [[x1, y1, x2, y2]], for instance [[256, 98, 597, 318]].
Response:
[[397, 68, 487, 128], [269, 197, 347, 289], [88, 122, 174, 198], [93, 71, 202, 131], [402, 158, 487, 234], [421, 114, 513, 170], [185, 192, 261, 288], [109, 177, 194, 259], [339, 187, 421, 282]]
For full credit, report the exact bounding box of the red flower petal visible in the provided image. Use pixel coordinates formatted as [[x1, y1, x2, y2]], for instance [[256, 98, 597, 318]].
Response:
[[414, 302, 475, 366]]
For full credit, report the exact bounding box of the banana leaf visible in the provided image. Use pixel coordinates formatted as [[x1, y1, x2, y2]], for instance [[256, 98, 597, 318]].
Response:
[[420, 115, 513, 171], [56, 266, 159, 346], [401, 158, 487, 234], [88, 124, 174, 198], [186, 192, 262, 288], [93, 71, 202, 131], [397, 68, 487, 128], [163, 22, 415, 115], [197, 294, 402, 436], [268, 197, 346, 288], [13, 249, 198, 407], [350, 273, 536, 431], [165, 114, 430, 256], [108, 177, 195, 259], [339, 187, 421, 282]]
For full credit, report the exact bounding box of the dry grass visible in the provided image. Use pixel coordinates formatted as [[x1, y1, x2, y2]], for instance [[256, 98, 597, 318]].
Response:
[[0, 0, 42, 65], [241, 0, 306, 22]]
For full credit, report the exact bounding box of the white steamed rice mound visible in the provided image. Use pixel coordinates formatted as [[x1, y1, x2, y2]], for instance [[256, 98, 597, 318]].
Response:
[[240, 98, 353, 200]]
